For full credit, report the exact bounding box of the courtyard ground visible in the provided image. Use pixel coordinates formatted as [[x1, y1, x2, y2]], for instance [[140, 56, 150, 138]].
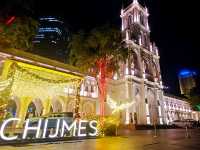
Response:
[[1, 129, 200, 150]]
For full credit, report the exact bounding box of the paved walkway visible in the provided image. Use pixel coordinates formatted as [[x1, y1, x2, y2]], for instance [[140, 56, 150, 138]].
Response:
[[1, 129, 200, 150]]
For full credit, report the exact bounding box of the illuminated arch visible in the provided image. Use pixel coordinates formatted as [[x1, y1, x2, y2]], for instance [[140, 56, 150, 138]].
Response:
[[132, 52, 142, 77], [152, 61, 159, 79], [26, 102, 37, 118], [143, 60, 151, 74], [51, 98, 63, 113], [49, 106, 53, 113], [128, 15, 132, 26], [143, 57, 154, 81], [147, 89, 158, 124], [6, 99, 17, 117], [33, 99, 44, 116], [133, 87, 141, 124]]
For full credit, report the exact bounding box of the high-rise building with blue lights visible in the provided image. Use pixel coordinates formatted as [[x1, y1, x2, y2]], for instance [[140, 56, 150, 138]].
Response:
[[33, 16, 70, 62], [178, 69, 197, 95]]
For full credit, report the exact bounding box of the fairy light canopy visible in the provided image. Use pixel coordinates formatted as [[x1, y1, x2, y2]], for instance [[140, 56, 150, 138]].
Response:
[[1, 59, 83, 100]]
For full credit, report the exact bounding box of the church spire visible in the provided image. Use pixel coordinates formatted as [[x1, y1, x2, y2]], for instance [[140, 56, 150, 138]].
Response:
[[121, 0, 124, 9], [133, 0, 138, 4]]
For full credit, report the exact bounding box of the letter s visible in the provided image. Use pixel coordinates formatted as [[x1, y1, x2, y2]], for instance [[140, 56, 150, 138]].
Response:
[[88, 120, 98, 136]]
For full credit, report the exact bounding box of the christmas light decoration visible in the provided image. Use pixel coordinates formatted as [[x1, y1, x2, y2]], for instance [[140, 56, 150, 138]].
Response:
[[0, 59, 83, 119], [5, 16, 16, 26], [97, 59, 107, 125], [107, 95, 135, 114], [0, 78, 12, 91], [6, 62, 82, 100]]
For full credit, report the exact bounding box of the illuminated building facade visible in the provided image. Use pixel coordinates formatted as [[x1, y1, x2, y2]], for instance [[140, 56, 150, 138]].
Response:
[[105, 0, 199, 125], [163, 95, 192, 124], [33, 17, 70, 61], [0, 0, 199, 128], [0, 49, 197, 128], [105, 0, 164, 125], [0, 50, 98, 127]]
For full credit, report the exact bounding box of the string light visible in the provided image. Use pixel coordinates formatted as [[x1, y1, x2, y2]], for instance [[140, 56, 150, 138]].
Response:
[[107, 95, 135, 114], [0, 60, 83, 118], [0, 78, 12, 91]]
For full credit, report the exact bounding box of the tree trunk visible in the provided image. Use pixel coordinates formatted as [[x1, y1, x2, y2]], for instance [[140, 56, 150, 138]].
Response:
[[97, 59, 107, 126]]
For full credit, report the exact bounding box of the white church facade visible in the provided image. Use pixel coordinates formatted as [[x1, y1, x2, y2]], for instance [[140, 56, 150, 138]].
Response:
[[0, 0, 199, 127]]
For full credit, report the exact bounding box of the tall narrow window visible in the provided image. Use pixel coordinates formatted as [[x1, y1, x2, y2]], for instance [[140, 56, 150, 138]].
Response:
[[128, 15, 132, 27]]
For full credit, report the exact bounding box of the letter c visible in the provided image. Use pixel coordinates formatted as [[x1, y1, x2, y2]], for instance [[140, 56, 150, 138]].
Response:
[[0, 118, 20, 141]]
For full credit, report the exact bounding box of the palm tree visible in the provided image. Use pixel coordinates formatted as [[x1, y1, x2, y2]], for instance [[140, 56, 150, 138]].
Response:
[[68, 26, 128, 123]]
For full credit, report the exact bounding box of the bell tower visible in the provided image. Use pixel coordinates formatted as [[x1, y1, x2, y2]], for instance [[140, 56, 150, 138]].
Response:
[[117, 0, 164, 125], [121, 0, 150, 49]]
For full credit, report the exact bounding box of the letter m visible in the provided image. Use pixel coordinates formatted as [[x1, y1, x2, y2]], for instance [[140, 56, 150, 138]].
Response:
[[61, 120, 77, 137]]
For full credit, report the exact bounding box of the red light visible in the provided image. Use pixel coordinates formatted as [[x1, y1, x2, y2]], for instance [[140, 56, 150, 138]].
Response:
[[5, 16, 16, 26]]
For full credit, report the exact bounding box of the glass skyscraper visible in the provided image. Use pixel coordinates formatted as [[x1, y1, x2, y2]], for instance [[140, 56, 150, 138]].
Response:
[[178, 69, 197, 96], [33, 16, 70, 62]]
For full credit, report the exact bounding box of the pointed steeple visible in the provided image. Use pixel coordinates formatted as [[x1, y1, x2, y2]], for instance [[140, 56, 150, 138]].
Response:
[[145, 6, 148, 13], [121, 0, 124, 16], [121, 0, 124, 9], [133, 0, 138, 4]]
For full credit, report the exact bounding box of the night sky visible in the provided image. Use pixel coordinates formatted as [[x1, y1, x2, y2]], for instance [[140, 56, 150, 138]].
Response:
[[1, 0, 200, 95]]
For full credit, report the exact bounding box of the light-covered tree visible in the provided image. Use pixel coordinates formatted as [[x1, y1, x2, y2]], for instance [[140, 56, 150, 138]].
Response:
[[68, 26, 128, 122]]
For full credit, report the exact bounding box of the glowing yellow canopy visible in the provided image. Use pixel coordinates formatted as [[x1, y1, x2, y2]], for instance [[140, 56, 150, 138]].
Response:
[[1, 59, 83, 100]]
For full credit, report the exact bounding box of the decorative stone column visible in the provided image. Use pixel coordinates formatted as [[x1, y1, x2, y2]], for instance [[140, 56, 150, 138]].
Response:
[[42, 97, 51, 116], [16, 97, 32, 127]]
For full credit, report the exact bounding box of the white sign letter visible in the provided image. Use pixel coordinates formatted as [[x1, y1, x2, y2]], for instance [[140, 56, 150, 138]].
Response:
[[78, 120, 87, 137], [42, 119, 48, 138], [22, 119, 42, 139], [88, 120, 98, 136], [61, 120, 77, 137], [49, 119, 60, 138], [0, 118, 20, 141]]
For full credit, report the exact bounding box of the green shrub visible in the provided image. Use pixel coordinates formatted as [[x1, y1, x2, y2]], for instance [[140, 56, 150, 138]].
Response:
[[104, 124, 117, 136], [83, 115, 119, 136]]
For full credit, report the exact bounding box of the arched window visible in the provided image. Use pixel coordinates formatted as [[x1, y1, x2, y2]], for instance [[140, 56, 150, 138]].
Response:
[[144, 34, 149, 48], [128, 15, 132, 26], [130, 25, 140, 44], [144, 61, 150, 74], [26, 102, 36, 119], [140, 12, 145, 26], [143, 60, 154, 81], [131, 52, 141, 77], [53, 100, 62, 113], [133, 9, 136, 22], [130, 62, 135, 75], [33, 99, 43, 116], [6, 100, 17, 118], [153, 62, 159, 79], [49, 106, 53, 113]]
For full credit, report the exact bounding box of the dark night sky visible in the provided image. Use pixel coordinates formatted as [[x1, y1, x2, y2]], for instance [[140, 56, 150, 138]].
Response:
[[1, 0, 200, 95]]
